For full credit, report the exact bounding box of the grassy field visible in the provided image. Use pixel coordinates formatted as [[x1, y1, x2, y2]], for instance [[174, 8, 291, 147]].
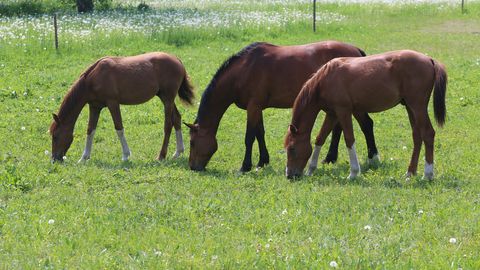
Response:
[[1, 1, 480, 268]]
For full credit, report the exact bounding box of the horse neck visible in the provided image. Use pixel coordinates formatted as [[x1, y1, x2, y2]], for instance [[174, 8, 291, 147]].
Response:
[[57, 81, 88, 130], [292, 97, 321, 137], [196, 82, 234, 134]]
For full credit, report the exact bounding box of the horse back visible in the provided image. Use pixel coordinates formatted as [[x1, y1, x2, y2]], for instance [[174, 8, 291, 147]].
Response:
[[86, 52, 185, 105], [232, 41, 364, 109], [320, 50, 436, 112]]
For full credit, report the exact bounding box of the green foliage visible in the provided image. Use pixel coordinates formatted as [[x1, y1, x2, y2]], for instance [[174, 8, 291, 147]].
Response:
[[1, 1, 480, 268], [0, 0, 113, 15]]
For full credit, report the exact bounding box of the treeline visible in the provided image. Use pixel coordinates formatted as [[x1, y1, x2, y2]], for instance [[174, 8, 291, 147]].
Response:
[[0, 0, 136, 16]]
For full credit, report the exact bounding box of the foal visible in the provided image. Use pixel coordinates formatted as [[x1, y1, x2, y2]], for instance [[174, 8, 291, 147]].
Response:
[[285, 50, 447, 180], [50, 52, 194, 162]]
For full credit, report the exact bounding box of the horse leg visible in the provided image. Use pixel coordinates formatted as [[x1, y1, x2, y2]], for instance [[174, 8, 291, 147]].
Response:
[[337, 111, 360, 179], [157, 101, 174, 161], [78, 104, 102, 163], [240, 106, 261, 172], [322, 123, 341, 164], [418, 109, 435, 180], [354, 112, 379, 166], [172, 104, 184, 158], [307, 113, 337, 176], [405, 105, 422, 177], [256, 115, 270, 168], [107, 101, 131, 162]]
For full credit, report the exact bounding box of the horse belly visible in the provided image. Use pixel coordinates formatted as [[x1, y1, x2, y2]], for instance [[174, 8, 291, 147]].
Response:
[[353, 86, 401, 113], [117, 79, 158, 105]]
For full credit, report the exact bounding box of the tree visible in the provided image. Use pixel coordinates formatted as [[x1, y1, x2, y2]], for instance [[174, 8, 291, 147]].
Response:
[[76, 0, 93, 13]]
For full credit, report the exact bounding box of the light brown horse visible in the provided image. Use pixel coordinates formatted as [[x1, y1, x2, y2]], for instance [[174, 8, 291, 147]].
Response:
[[50, 52, 194, 162], [185, 41, 379, 172], [285, 50, 447, 180]]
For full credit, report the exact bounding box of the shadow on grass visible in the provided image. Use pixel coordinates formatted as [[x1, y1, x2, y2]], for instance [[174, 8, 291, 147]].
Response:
[[77, 155, 190, 170], [289, 160, 469, 191]]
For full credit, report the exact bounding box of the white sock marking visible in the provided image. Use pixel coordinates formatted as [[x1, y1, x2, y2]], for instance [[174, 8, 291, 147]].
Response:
[[116, 129, 131, 161], [306, 145, 321, 176], [347, 143, 361, 179], [173, 129, 184, 158], [424, 162, 434, 180], [78, 129, 95, 163]]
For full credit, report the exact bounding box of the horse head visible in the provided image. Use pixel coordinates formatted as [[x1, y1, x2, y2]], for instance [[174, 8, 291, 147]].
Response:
[[284, 124, 312, 179], [50, 113, 74, 162], [184, 122, 218, 171]]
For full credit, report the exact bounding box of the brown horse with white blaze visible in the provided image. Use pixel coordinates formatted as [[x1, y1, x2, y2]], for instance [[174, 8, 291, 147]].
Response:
[[285, 50, 447, 180], [49, 52, 194, 162], [185, 41, 379, 172]]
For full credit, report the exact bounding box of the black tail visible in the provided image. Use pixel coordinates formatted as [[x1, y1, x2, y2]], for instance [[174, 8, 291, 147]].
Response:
[[432, 59, 447, 127], [178, 74, 195, 105], [358, 48, 367, 57]]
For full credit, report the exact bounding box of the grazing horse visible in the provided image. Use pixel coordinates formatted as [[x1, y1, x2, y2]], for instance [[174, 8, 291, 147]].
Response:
[[49, 52, 194, 162], [185, 41, 379, 172], [285, 50, 447, 180]]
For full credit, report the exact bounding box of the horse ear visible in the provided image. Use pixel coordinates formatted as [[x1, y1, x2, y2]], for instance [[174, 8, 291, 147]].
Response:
[[52, 113, 60, 124], [183, 122, 198, 131], [289, 124, 298, 134]]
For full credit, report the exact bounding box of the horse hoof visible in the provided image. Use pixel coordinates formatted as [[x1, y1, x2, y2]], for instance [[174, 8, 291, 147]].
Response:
[[240, 165, 252, 173], [322, 158, 337, 164], [422, 173, 434, 181], [368, 154, 380, 167], [256, 162, 269, 168], [347, 172, 359, 180], [172, 150, 183, 158], [122, 154, 131, 162], [306, 166, 316, 176], [78, 156, 89, 163]]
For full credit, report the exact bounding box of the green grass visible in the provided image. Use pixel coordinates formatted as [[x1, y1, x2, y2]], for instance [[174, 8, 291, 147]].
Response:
[[1, 1, 480, 268]]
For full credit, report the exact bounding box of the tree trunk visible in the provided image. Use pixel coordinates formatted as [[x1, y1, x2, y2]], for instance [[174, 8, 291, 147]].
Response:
[[76, 0, 94, 13]]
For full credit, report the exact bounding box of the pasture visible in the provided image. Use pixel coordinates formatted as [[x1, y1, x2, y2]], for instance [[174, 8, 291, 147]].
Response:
[[1, 0, 480, 268]]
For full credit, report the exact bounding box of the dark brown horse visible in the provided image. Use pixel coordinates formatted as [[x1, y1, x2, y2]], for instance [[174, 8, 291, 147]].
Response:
[[50, 52, 194, 162], [285, 50, 447, 180], [185, 41, 379, 172]]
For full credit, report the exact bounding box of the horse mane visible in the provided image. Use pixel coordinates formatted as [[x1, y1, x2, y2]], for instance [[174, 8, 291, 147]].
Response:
[[50, 58, 105, 133], [195, 42, 267, 123], [291, 61, 334, 125]]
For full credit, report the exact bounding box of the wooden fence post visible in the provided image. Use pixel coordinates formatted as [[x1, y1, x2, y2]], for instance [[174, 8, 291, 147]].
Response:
[[313, 0, 316, 32], [54, 13, 59, 50]]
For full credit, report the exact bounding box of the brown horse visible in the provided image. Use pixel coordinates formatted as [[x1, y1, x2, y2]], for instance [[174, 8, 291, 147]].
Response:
[[285, 50, 447, 180], [185, 41, 379, 172], [49, 52, 194, 162]]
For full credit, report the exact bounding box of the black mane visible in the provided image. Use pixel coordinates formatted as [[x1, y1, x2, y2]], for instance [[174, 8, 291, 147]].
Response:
[[196, 42, 266, 123]]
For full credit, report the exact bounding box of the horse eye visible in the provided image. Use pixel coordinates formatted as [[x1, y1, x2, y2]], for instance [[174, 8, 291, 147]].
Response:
[[190, 141, 195, 148]]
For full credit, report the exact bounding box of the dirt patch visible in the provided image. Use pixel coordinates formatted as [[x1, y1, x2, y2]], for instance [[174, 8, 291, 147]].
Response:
[[423, 20, 480, 34]]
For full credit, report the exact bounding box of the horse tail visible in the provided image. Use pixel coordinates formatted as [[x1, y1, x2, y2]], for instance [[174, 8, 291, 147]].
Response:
[[357, 48, 367, 57], [178, 73, 195, 105], [432, 59, 447, 127]]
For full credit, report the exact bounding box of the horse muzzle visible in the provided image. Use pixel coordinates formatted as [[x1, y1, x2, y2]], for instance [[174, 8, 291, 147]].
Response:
[[285, 167, 303, 179], [51, 153, 65, 163]]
